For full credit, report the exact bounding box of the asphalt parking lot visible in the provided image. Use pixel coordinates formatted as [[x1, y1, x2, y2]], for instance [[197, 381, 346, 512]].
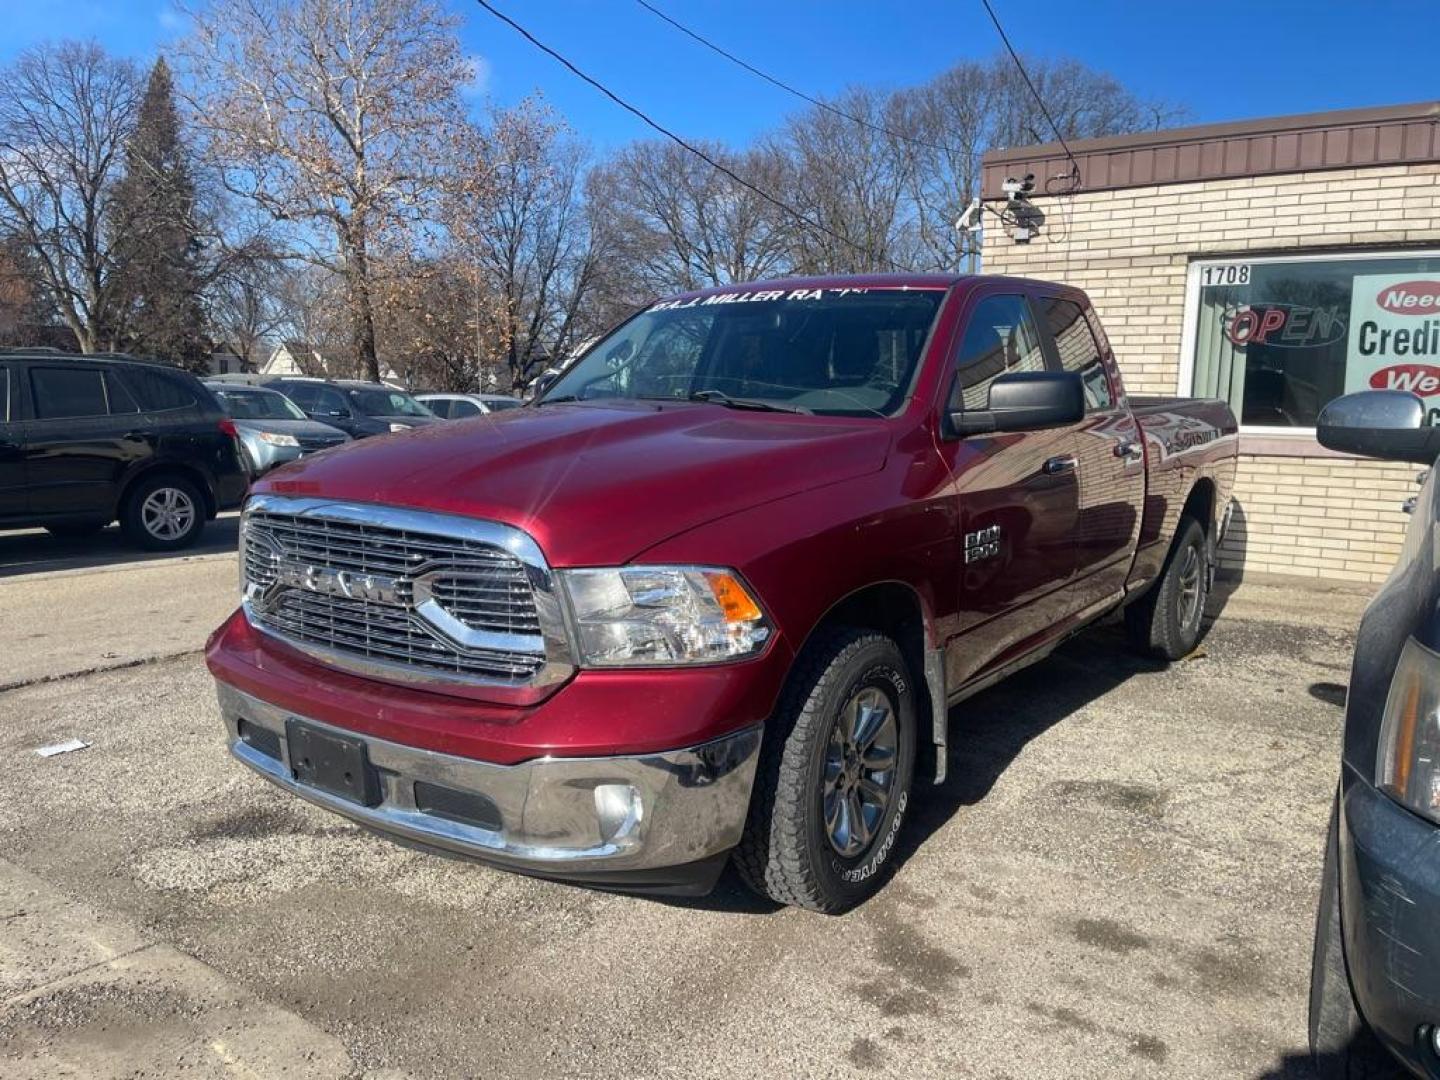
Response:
[[0, 524, 1377, 1079]]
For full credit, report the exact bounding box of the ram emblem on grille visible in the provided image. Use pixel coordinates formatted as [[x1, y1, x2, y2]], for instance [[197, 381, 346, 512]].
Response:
[[276, 561, 404, 606]]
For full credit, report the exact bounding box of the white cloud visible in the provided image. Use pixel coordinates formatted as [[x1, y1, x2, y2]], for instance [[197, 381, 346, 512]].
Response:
[[461, 53, 492, 99]]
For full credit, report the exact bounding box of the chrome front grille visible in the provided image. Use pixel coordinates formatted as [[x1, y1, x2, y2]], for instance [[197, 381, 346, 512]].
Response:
[[239, 495, 573, 689], [262, 590, 545, 682]]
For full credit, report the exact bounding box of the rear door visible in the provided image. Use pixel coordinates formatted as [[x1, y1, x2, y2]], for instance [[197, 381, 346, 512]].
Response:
[[935, 290, 1082, 687], [23, 363, 147, 519], [1035, 293, 1144, 609], [0, 363, 25, 518]]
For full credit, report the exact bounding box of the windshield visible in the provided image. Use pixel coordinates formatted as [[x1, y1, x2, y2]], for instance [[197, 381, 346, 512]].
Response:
[[214, 388, 306, 421], [541, 287, 945, 417], [348, 388, 433, 417]]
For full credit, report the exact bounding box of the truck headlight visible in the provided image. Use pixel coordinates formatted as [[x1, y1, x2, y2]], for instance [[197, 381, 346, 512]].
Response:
[[256, 431, 299, 447], [559, 566, 771, 667], [1377, 637, 1440, 824]]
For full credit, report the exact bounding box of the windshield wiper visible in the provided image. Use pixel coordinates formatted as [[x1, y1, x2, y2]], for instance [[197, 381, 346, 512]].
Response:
[[687, 389, 811, 415]]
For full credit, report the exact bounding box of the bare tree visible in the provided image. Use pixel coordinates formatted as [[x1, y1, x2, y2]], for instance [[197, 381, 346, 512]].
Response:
[[180, 0, 482, 381], [209, 248, 287, 368], [0, 42, 141, 351], [445, 101, 604, 389], [587, 139, 788, 299]]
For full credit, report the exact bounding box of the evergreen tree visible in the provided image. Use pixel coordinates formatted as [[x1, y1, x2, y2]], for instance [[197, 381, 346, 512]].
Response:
[[111, 58, 208, 369]]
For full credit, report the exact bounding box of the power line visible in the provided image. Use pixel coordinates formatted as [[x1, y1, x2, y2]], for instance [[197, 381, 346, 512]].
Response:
[[634, 0, 967, 160], [979, 0, 1082, 189], [471, 0, 912, 272]]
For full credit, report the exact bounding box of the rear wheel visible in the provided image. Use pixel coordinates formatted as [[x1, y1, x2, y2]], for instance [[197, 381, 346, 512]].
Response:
[[1308, 794, 1403, 1078], [120, 475, 205, 551], [734, 627, 917, 913], [1125, 515, 1208, 660]]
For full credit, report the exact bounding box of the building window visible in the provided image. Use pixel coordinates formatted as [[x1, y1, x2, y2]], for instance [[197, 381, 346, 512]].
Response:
[[1184, 251, 1440, 431]]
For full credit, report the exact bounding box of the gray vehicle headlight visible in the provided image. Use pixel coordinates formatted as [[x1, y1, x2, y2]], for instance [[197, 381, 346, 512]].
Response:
[[256, 431, 299, 447], [1377, 637, 1440, 824], [558, 566, 771, 667]]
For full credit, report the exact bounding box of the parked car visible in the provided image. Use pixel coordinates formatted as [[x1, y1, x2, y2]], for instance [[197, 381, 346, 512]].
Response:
[[0, 350, 246, 549], [1309, 389, 1440, 1078], [208, 375, 437, 439], [203, 382, 350, 476], [416, 392, 523, 418], [206, 274, 1237, 911]]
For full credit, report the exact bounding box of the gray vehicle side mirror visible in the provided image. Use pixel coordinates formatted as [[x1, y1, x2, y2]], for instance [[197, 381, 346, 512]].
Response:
[[947, 371, 1086, 438], [1317, 390, 1440, 464]]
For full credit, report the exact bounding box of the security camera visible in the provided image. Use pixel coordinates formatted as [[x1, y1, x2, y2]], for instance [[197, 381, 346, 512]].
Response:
[[1001, 173, 1036, 200]]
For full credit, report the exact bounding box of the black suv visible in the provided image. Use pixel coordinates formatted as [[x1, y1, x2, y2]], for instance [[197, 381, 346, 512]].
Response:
[[0, 351, 247, 550], [209, 375, 437, 438]]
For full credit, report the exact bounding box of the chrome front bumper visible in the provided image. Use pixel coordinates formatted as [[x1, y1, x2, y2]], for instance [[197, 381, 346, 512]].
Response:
[[215, 682, 762, 890]]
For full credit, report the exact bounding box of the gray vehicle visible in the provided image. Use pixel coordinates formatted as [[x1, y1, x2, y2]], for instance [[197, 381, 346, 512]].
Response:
[[1310, 389, 1440, 1079], [416, 392, 523, 419], [205, 383, 350, 476]]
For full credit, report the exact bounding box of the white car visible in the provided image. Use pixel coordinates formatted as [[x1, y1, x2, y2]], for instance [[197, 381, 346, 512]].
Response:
[[415, 393, 524, 419]]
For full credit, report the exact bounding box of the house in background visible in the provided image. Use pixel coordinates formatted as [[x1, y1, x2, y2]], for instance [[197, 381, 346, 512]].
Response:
[[262, 339, 327, 376], [205, 341, 252, 375]]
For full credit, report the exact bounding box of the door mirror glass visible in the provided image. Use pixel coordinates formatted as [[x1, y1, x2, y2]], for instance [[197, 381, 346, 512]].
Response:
[[1317, 390, 1440, 464], [947, 371, 1086, 437]]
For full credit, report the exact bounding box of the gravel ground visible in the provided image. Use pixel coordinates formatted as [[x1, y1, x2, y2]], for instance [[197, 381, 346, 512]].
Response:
[[0, 554, 1370, 1079]]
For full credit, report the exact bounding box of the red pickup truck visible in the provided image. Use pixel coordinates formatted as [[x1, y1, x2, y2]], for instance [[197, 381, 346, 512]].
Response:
[[206, 274, 1236, 912]]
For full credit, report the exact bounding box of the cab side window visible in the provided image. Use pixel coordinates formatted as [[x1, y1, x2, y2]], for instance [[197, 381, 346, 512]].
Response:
[[1040, 296, 1113, 411], [950, 295, 1047, 412], [31, 367, 109, 420]]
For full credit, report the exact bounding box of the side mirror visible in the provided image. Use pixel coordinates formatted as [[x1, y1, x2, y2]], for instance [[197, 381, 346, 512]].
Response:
[[1317, 390, 1440, 464], [947, 371, 1085, 438]]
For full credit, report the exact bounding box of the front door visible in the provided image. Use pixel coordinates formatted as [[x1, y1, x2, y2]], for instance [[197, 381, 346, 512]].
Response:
[[935, 291, 1082, 689], [1034, 294, 1144, 610]]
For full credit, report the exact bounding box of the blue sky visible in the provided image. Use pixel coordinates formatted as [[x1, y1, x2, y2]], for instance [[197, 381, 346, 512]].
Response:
[[6, 1, 1438, 149]]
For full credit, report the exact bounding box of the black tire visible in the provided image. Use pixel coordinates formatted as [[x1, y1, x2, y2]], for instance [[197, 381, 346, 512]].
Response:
[[44, 521, 107, 539], [120, 474, 206, 551], [1308, 794, 1402, 1078], [734, 627, 917, 913], [1125, 515, 1209, 660]]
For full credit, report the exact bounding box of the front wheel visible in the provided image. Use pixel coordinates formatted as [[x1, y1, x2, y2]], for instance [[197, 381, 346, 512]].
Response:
[[734, 627, 917, 913]]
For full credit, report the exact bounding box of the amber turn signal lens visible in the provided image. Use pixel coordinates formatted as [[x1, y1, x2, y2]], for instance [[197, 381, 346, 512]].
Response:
[[706, 571, 763, 623]]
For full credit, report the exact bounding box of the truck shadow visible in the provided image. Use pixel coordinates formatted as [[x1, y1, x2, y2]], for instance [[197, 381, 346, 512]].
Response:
[[666, 620, 1186, 916], [896, 624, 1167, 863]]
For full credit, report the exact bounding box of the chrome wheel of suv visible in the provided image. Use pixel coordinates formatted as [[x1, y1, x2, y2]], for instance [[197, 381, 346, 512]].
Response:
[[823, 686, 898, 857], [141, 486, 197, 541]]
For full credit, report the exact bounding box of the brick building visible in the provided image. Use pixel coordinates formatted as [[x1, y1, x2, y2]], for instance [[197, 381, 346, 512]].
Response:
[[980, 101, 1440, 584]]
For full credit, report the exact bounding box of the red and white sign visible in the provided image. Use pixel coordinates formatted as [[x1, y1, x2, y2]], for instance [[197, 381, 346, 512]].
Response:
[[1345, 273, 1440, 396]]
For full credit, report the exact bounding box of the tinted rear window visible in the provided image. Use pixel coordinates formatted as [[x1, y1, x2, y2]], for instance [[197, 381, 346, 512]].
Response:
[[31, 367, 109, 419], [125, 368, 200, 412]]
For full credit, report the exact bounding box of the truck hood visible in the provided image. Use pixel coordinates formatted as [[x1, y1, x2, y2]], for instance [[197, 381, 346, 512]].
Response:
[[257, 400, 891, 565]]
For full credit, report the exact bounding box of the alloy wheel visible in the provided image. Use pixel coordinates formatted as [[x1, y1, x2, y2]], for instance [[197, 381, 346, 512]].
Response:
[[140, 486, 196, 541], [822, 685, 899, 858]]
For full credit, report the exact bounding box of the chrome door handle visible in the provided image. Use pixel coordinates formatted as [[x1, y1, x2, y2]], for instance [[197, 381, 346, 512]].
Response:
[[1043, 455, 1077, 475], [1115, 440, 1143, 461]]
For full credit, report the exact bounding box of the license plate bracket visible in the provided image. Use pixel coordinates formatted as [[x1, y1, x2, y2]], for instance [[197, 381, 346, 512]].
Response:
[[285, 720, 379, 807]]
